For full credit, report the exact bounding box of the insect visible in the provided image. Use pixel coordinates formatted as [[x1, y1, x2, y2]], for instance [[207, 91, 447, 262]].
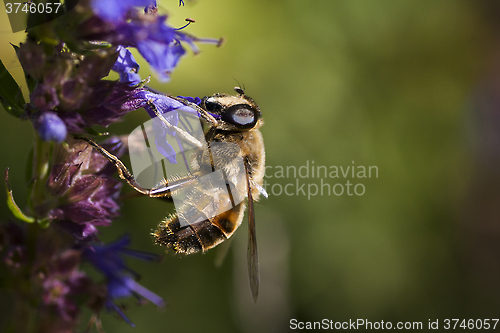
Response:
[[79, 87, 265, 301]]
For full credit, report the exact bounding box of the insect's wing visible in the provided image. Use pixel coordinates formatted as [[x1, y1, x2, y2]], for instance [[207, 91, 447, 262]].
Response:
[[246, 167, 260, 303]]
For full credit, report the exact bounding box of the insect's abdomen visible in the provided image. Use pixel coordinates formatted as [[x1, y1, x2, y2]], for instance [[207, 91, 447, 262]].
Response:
[[152, 202, 246, 254]]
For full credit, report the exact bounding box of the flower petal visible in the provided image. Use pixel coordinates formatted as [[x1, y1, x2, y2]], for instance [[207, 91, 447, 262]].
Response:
[[112, 46, 142, 85]]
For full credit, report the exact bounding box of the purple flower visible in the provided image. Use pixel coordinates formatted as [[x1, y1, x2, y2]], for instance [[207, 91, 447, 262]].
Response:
[[91, 0, 156, 24], [88, 2, 221, 82], [83, 236, 165, 326], [46, 139, 125, 241], [30, 246, 94, 332], [178, 95, 202, 105], [105, 275, 164, 327], [0, 222, 97, 332], [135, 37, 184, 82], [2, 0, 225, 330], [32, 111, 68, 143], [30, 83, 59, 110], [112, 46, 142, 85], [128, 17, 221, 82], [58, 81, 147, 132], [17, 40, 144, 134], [41, 250, 92, 322]]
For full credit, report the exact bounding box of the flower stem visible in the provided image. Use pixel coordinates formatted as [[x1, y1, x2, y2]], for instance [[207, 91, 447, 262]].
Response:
[[31, 131, 52, 220]]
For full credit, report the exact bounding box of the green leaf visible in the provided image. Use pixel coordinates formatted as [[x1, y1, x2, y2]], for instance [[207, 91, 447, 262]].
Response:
[[4, 168, 35, 223], [0, 58, 26, 118]]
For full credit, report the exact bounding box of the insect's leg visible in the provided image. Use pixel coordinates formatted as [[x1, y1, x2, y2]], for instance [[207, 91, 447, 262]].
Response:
[[146, 100, 205, 149], [77, 137, 201, 200], [76, 136, 151, 196], [148, 175, 198, 198]]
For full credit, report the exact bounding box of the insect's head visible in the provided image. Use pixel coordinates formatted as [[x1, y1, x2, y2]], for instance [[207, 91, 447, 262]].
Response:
[[201, 87, 262, 131]]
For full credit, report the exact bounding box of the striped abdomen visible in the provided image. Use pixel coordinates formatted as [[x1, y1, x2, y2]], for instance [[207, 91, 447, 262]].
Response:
[[152, 202, 246, 254]]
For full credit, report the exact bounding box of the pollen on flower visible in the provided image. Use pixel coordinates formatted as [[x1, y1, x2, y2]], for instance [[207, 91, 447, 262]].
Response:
[[175, 18, 196, 30]]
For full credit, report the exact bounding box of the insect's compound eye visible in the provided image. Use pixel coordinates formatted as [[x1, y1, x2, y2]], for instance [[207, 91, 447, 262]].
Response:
[[222, 104, 259, 129], [204, 99, 223, 113]]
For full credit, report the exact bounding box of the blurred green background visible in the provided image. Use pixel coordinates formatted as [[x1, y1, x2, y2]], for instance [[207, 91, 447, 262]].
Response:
[[2, 0, 500, 331]]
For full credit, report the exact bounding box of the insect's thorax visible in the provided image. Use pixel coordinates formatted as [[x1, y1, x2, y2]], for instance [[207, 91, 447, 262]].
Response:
[[208, 128, 265, 200]]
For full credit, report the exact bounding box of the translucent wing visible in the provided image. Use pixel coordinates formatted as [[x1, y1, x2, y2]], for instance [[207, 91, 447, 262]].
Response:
[[246, 164, 259, 303]]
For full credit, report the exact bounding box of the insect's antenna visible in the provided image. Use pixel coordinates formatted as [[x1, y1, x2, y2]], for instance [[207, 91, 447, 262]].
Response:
[[233, 79, 246, 95]]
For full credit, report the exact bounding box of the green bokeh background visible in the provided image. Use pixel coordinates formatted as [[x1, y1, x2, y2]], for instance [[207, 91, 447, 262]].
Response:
[[1, 0, 500, 331]]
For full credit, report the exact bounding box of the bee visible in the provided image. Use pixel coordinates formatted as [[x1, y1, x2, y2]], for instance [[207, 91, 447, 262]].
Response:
[[79, 87, 265, 301]]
